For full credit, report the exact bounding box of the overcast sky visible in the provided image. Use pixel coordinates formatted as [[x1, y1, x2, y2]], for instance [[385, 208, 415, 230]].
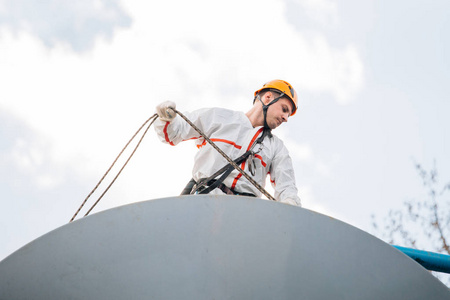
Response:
[[1, 0, 449, 261]]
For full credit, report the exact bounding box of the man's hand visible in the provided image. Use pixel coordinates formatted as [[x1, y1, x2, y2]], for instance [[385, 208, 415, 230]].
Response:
[[156, 101, 176, 122]]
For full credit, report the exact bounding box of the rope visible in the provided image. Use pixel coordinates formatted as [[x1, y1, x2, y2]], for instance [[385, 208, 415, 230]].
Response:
[[69, 114, 158, 222], [172, 108, 276, 201], [70, 107, 276, 222]]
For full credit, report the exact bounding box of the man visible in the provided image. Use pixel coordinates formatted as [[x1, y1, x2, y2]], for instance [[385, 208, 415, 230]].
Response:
[[154, 79, 301, 206]]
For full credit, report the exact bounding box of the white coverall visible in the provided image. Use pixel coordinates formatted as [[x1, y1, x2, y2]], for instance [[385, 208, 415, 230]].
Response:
[[154, 107, 301, 206]]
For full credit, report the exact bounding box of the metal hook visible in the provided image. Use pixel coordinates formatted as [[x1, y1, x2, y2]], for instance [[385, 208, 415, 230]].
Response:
[[248, 153, 256, 176]]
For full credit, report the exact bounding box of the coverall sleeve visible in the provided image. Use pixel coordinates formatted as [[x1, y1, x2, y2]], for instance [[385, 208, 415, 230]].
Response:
[[153, 109, 209, 146], [270, 140, 301, 206]]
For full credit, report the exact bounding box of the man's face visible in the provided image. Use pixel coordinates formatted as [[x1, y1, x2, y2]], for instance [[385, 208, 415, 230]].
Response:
[[265, 97, 293, 129]]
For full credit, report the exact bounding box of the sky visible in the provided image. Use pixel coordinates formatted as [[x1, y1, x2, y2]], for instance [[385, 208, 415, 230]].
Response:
[[1, 0, 449, 262]]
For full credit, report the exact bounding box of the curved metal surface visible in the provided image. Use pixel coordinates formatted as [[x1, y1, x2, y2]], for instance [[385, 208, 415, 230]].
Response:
[[1, 195, 449, 299]]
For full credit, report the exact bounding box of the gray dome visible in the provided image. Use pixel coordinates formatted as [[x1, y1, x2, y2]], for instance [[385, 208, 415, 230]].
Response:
[[1, 195, 449, 299]]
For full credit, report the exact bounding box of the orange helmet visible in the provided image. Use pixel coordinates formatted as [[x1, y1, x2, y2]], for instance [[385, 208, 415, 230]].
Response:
[[254, 79, 298, 116]]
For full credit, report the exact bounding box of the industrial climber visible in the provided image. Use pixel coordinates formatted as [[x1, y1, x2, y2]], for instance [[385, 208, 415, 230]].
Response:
[[154, 79, 301, 206]]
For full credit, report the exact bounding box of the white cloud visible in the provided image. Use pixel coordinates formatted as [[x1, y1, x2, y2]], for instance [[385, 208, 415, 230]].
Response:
[[298, 36, 364, 104], [1, 132, 63, 191], [0, 0, 364, 215], [295, 0, 339, 27], [117, 0, 364, 106], [286, 141, 314, 162], [10, 138, 41, 171], [0, 0, 131, 52]]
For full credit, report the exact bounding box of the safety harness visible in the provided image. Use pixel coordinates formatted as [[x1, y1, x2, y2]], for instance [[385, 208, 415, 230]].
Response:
[[181, 127, 272, 196]]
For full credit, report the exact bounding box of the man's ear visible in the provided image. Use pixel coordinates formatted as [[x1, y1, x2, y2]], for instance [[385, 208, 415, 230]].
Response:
[[261, 91, 272, 105]]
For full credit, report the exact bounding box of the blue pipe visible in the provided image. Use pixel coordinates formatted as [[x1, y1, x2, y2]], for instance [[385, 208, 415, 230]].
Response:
[[393, 245, 450, 274]]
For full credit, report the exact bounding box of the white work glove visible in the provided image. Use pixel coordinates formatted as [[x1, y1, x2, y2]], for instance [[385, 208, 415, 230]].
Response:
[[156, 101, 176, 122]]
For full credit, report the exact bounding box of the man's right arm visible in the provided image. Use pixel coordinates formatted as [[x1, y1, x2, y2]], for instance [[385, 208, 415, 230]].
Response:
[[154, 102, 207, 146]]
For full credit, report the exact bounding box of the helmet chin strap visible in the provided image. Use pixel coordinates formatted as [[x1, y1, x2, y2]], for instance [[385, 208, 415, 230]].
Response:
[[255, 92, 285, 129]]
